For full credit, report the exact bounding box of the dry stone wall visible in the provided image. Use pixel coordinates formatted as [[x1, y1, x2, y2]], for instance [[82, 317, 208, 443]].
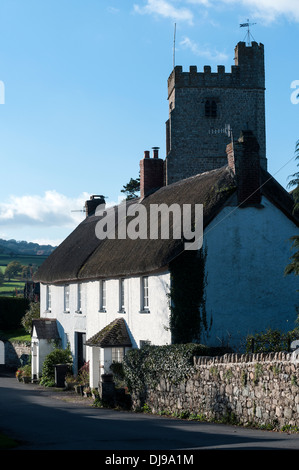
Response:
[[133, 353, 299, 429], [3, 341, 31, 369]]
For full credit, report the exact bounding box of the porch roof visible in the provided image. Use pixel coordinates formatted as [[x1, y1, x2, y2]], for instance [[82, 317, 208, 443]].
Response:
[[85, 318, 132, 348], [32, 318, 60, 340]]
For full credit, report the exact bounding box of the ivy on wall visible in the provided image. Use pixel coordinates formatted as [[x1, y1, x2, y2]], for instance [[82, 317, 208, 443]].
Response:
[[168, 247, 208, 344], [122, 343, 209, 395]]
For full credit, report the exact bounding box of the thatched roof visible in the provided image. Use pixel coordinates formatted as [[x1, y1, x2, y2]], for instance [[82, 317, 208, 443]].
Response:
[[85, 318, 132, 348], [34, 164, 298, 284]]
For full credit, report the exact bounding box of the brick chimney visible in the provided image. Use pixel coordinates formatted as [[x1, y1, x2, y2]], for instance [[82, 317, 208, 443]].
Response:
[[139, 147, 164, 198], [226, 131, 261, 206], [85, 195, 105, 217]]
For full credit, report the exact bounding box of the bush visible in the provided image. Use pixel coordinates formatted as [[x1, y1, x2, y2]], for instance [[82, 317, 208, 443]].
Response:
[[245, 328, 299, 353], [123, 343, 220, 394], [77, 361, 89, 385], [21, 302, 40, 333], [40, 346, 72, 387]]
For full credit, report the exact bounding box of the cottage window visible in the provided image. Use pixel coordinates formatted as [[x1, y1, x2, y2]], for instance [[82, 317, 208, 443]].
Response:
[[64, 284, 70, 312], [99, 280, 106, 312], [140, 340, 151, 348], [76, 283, 82, 313], [46, 285, 51, 311], [112, 347, 124, 363], [119, 278, 125, 312], [140, 276, 150, 313]]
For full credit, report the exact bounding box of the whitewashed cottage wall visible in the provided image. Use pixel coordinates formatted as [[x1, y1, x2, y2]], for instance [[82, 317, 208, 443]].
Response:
[[202, 196, 298, 350], [40, 270, 171, 377]]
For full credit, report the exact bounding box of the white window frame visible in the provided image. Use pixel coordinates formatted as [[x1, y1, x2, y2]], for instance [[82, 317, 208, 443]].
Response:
[[76, 283, 82, 313], [118, 278, 125, 312], [140, 276, 150, 313], [46, 285, 51, 311], [64, 284, 70, 312], [99, 279, 106, 312], [112, 347, 124, 363]]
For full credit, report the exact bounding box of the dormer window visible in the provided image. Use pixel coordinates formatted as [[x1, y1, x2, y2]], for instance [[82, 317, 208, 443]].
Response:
[[205, 99, 217, 117]]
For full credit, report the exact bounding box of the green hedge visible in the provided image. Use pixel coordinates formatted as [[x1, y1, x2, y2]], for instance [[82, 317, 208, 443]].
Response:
[[0, 297, 30, 330]]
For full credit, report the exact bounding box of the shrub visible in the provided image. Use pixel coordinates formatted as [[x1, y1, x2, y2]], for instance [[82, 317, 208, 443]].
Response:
[[245, 328, 298, 353], [40, 346, 72, 387], [123, 343, 215, 394], [77, 361, 89, 385], [21, 302, 40, 333]]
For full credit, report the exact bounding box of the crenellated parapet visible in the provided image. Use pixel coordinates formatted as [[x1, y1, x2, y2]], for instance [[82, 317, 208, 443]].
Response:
[[168, 42, 264, 97]]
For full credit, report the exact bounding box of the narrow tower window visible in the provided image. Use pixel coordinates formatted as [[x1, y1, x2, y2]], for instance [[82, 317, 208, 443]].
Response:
[[205, 99, 217, 117]]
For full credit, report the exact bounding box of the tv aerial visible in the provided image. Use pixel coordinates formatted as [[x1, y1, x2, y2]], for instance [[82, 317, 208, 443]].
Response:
[[240, 19, 256, 45]]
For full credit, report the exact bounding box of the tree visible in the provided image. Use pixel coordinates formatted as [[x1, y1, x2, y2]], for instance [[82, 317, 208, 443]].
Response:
[[285, 140, 299, 276], [121, 177, 140, 200], [21, 301, 40, 334], [0, 270, 4, 286], [4, 261, 22, 280]]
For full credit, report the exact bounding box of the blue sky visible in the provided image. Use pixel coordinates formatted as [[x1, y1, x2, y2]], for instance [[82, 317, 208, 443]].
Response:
[[0, 0, 298, 246]]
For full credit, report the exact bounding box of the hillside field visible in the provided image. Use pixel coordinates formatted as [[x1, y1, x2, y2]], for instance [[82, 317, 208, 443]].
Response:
[[0, 253, 48, 297]]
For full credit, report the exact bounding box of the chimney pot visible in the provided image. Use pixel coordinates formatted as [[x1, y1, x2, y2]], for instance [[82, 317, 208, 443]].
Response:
[[85, 195, 105, 217], [152, 147, 160, 158], [144, 150, 150, 158], [140, 148, 164, 198]]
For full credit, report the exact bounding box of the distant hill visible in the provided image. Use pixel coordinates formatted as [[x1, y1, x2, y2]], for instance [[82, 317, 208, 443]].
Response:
[[0, 239, 56, 256]]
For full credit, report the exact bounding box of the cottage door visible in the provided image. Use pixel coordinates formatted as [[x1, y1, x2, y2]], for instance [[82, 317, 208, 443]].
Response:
[[31, 341, 38, 379], [76, 332, 86, 371]]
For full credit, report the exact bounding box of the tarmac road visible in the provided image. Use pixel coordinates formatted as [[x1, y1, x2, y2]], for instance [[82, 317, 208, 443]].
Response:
[[1, 370, 299, 452]]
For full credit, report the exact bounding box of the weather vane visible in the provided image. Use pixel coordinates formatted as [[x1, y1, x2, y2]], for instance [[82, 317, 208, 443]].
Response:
[[240, 19, 256, 45]]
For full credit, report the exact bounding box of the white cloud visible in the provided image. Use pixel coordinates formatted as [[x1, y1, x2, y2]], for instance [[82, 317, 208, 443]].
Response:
[[107, 6, 120, 14], [218, 0, 299, 22], [134, 0, 194, 24], [134, 0, 299, 23], [190, 0, 299, 22], [0, 190, 89, 228], [180, 36, 229, 61]]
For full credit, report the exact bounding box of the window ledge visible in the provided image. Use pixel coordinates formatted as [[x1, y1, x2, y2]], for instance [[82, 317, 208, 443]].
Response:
[[63, 310, 70, 314], [139, 309, 150, 314], [118, 310, 126, 314], [98, 308, 107, 313]]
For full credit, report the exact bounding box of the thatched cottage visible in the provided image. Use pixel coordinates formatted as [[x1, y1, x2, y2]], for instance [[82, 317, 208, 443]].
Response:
[[34, 42, 298, 387]]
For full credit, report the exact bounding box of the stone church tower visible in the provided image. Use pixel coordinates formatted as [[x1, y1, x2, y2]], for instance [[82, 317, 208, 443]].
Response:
[[165, 41, 266, 185]]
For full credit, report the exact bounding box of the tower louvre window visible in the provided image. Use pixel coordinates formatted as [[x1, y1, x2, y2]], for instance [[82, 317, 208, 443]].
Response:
[[205, 99, 217, 117]]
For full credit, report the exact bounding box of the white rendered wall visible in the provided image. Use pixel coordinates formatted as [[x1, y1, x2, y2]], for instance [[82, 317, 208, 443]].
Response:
[[85, 270, 171, 350], [202, 196, 298, 350], [40, 282, 87, 373], [40, 270, 171, 380]]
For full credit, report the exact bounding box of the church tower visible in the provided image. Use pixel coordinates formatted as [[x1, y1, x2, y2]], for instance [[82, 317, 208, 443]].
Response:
[[165, 41, 266, 185]]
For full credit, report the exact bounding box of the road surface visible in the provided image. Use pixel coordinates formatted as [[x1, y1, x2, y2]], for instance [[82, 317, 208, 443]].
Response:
[[1, 370, 299, 452]]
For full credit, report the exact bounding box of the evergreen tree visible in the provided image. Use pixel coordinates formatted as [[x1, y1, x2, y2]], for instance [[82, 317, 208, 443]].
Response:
[[285, 140, 299, 276]]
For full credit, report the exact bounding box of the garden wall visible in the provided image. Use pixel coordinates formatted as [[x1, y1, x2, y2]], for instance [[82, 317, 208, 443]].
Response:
[[3, 341, 31, 369], [131, 352, 299, 429]]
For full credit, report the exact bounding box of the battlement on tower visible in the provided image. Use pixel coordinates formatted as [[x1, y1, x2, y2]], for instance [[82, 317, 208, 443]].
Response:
[[168, 41, 265, 96]]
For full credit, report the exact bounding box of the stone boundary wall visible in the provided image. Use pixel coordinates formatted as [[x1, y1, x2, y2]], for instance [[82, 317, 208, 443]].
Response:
[[3, 340, 31, 369], [135, 352, 299, 428]]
